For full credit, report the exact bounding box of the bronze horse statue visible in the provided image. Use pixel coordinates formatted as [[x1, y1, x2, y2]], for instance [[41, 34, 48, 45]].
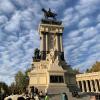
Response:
[[42, 8, 57, 19]]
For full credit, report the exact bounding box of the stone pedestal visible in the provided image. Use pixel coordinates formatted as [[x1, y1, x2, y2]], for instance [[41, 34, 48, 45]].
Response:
[[28, 58, 71, 94]]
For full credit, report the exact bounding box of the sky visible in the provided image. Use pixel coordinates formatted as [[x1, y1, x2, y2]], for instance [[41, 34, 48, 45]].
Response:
[[0, 0, 100, 85]]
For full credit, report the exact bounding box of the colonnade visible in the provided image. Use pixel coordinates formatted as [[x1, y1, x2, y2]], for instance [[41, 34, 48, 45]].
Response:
[[77, 79, 100, 93], [40, 32, 63, 52]]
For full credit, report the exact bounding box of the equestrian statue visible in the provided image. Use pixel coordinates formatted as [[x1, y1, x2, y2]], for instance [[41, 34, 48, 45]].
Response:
[[42, 8, 57, 20]]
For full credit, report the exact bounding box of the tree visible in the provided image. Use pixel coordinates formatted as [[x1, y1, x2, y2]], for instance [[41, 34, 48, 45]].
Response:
[[9, 82, 18, 94], [0, 82, 9, 95], [85, 69, 90, 73], [15, 71, 29, 94], [73, 68, 81, 74], [9, 68, 30, 94], [85, 61, 100, 73]]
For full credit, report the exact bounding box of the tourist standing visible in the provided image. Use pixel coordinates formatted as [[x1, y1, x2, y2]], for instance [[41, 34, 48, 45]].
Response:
[[61, 93, 68, 100], [0, 88, 5, 100], [39, 91, 44, 98], [45, 93, 49, 100], [34, 94, 40, 100]]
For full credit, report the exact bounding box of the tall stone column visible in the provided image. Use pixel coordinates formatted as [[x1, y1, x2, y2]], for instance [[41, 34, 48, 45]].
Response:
[[44, 33, 46, 51], [77, 81, 80, 88], [81, 81, 85, 92], [41, 33, 46, 60], [56, 34, 59, 51], [46, 33, 48, 52], [58, 35, 61, 51], [90, 80, 94, 92], [60, 34, 63, 52], [94, 80, 99, 92], [42, 33, 45, 51], [98, 79, 100, 91], [85, 80, 89, 92], [40, 33, 43, 51], [97, 80, 99, 92]]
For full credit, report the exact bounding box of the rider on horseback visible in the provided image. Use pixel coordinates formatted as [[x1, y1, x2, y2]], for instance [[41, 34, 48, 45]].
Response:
[[48, 8, 51, 14], [42, 8, 57, 20]]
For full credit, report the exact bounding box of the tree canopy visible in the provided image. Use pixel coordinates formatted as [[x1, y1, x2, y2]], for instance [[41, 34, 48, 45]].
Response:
[[9, 69, 30, 94], [0, 82, 9, 95], [86, 61, 100, 73]]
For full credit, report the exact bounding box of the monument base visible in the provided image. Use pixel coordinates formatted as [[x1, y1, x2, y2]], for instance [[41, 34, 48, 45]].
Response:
[[46, 84, 69, 94], [28, 58, 76, 96]]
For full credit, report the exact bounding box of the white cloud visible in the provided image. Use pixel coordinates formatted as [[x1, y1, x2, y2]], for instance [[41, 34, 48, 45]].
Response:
[[68, 30, 80, 37], [78, 17, 92, 28], [4, 11, 21, 33], [40, 0, 66, 10], [82, 27, 97, 40], [97, 14, 100, 22], [62, 10, 79, 27], [0, 15, 8, 25], [75, 0, 100, 16], [0, 0, 16, 15], [10, 0, 34, 9]]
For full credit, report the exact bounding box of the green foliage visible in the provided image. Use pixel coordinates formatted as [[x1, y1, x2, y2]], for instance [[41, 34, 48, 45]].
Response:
[[0, 82, 9, 95], [85, 69, 90, 73], [73, 68, 81, 74], [9, 82, 18, 94], [15, 71, 29, 94], [9, 69, 30, 94], [86, 61, 100, 73]]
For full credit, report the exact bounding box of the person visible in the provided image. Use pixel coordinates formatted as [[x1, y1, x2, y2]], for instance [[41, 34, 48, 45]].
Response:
[[7, 99, 12, 100], [24, 90, 30, 100], [34, 94, 40, 100], [64, 93, 68, 100], [61, 93, 68, 100], [48, 8, 51, 14], [72, 91, 78, 97], [1, 88, 5, 100], [17, 97, 25, 100], [39, 91, 43, 97], [30, 86, 34, 99], [34, 87, 38, 95], [45, 93, 49, 100]]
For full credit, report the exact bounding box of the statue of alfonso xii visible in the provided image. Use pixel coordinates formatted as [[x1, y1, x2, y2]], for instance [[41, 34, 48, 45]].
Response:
[[42, 8, 57, 20]]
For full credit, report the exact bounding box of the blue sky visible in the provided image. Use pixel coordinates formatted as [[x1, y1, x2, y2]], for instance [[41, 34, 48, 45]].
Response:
[[0, 0, 100, 85]]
